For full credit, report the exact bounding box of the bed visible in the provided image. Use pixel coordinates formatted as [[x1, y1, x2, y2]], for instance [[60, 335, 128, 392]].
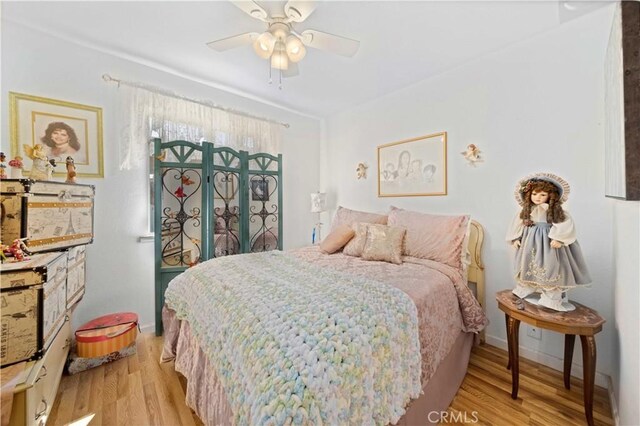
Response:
[[161, 219, 488, 425]]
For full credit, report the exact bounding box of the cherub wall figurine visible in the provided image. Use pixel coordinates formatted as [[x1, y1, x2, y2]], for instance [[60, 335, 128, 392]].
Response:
[[65, 156, 77, 183], [506, 173, 591, 311], [356, 162, 368, 179], [24, 144, 56, 180], [461, 144, 483, 166]]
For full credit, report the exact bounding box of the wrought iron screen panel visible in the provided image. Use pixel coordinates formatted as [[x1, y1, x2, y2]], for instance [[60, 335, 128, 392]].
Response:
[[211, 148, 244, 257], [248, 153, 283, 252], [153, 138, 282, 335], [156, 142, 204, 268]]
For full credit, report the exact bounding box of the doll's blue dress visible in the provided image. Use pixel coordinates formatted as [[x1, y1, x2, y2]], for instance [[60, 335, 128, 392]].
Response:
[[506, 204, 591, 291]]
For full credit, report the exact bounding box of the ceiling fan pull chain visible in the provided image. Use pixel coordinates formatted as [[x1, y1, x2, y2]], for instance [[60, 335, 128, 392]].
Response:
[[279, 68, 283, 90], [268, 61, 273, 85]]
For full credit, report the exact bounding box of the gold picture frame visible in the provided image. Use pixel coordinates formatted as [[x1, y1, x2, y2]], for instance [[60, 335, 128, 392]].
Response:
[[10, 92, 104, 178], [377, 132, 447, 197]]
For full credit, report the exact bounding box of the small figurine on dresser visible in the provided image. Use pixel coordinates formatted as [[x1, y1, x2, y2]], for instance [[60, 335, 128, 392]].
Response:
[[65, 156, 77, 183], [8, 238, 30, 262], [506, 172, 591, 311], [23, 144, 56, 180], [0, 152, 7, 179], [8, 156, 24, 178]]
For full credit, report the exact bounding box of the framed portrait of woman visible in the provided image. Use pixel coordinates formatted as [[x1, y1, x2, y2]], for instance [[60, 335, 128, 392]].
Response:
[[10, 92, 104, 178], [377, 132, 447, 197]]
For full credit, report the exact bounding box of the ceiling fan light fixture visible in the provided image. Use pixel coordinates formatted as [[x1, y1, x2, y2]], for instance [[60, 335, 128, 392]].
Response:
[[285, 35, 306, 62], [253, 32, 276, 59], [271, 50, 289, 70]]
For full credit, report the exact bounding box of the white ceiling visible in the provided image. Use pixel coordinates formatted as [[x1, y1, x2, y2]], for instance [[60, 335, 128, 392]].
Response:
[[2, 1, 608, 118]]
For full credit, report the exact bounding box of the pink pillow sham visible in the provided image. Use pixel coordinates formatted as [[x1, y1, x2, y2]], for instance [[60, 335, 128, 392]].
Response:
[[319, 224, 355, 254], [388, 208, 470, 269], [330, 206, 387, 233]]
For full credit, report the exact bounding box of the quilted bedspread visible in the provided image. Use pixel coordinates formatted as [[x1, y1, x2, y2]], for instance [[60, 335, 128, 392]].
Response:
[[164, 250, 422, 426]]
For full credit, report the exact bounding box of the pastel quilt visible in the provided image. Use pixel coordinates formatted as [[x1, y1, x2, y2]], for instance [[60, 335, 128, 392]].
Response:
[[165, 250, 421, 425]]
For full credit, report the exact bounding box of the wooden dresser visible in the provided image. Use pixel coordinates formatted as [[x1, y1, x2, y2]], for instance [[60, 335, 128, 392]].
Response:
[[1, 249, 87, 426], [7, 320, 72, 426], [1, 178, 94, 426]]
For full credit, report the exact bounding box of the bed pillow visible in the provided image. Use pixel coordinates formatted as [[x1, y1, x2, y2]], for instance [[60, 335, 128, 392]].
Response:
[[361, 224, 406, 265], [319, 224, 355, 254], [388, 208, 470, 269], [330, 206, 387, 232], [343, 222, 369, 257]]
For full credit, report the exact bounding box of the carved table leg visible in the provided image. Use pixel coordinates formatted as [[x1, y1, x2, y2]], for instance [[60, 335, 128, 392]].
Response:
[[505, 313, 511, 370], [580, 335, 596, 426], [507, 316, 521, 399], [564, 334, 576, 390]]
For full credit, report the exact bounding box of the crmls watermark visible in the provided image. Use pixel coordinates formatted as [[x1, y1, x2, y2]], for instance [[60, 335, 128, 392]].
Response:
[[427, 411, 479, 424]]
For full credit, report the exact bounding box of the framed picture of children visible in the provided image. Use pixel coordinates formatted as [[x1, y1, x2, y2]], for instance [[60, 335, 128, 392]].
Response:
[[10, 92, 104, 178], [377, 132, 447, 197]]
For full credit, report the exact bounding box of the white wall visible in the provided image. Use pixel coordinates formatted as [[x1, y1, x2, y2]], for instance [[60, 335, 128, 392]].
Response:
[[610, 184, 640, 417], [611, 200, 640, 425], [1, 20, 321, 331], [322, 6, 618, 385]]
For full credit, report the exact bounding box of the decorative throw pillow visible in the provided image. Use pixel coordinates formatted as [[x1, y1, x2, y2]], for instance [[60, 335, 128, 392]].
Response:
[[343, 223, 369, 257], [319, 224, 355, 254], [361, 224, 406, 265], [388, 208, 470, 269], [330, 206, 387, 233]]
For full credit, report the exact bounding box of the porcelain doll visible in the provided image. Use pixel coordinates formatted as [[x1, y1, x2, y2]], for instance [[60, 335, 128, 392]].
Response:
[[506, 172, 591, 311]]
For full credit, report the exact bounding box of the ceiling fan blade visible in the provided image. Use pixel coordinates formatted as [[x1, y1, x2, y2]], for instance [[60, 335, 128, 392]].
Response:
[[206, 32, 258, 51], [282, 62, 299, 78], [230, 1, 268, 21], [284, 0, 317, 23], [300, 29, 360, 57]]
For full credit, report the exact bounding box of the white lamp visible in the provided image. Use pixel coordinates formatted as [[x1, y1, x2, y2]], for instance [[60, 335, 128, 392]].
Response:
[[271, 49, 289, 70], [310, 192, 327, 244], [285, 35, 306, 62], [253, 32, 276, 59]]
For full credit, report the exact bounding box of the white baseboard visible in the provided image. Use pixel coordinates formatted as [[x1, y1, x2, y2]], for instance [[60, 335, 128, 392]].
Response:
[[607, 375, 620, 426], [485, 334, 609, 388], [140, 323, 156, 334]]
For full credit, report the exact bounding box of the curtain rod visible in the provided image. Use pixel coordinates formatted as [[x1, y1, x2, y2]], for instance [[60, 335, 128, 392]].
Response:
[[101, 74, 290, 128]]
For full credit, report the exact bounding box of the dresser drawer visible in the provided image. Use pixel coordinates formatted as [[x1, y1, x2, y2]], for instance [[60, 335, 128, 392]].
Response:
[[0, 180, 95, 253], [66, 245, 86, 309], [1, 252, 67, 366], [9, 319, 71, 426]]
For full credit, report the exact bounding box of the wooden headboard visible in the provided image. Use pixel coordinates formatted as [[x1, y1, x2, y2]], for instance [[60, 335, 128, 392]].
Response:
[[467, 220, 486, 341]]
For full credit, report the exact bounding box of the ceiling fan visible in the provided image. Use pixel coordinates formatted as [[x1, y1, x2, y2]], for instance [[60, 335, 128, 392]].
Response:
[[206, 1, 360, 83]]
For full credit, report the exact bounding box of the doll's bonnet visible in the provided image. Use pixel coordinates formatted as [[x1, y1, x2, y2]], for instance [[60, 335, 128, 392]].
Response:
[[515, 172, 570, 206]]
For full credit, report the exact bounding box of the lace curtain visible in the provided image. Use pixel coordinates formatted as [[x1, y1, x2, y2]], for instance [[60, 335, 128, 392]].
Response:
[[118, 85, 283, 169]]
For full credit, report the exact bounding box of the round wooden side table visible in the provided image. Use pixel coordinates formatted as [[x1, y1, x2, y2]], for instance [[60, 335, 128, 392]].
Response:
[[496, 289, 605, 426]]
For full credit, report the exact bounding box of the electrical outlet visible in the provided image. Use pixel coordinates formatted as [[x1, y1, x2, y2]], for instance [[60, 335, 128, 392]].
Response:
[[527, 326, 542, 340]]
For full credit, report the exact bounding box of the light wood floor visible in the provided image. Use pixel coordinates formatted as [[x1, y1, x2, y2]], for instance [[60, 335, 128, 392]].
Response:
[[49, 333, 613, 425]]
